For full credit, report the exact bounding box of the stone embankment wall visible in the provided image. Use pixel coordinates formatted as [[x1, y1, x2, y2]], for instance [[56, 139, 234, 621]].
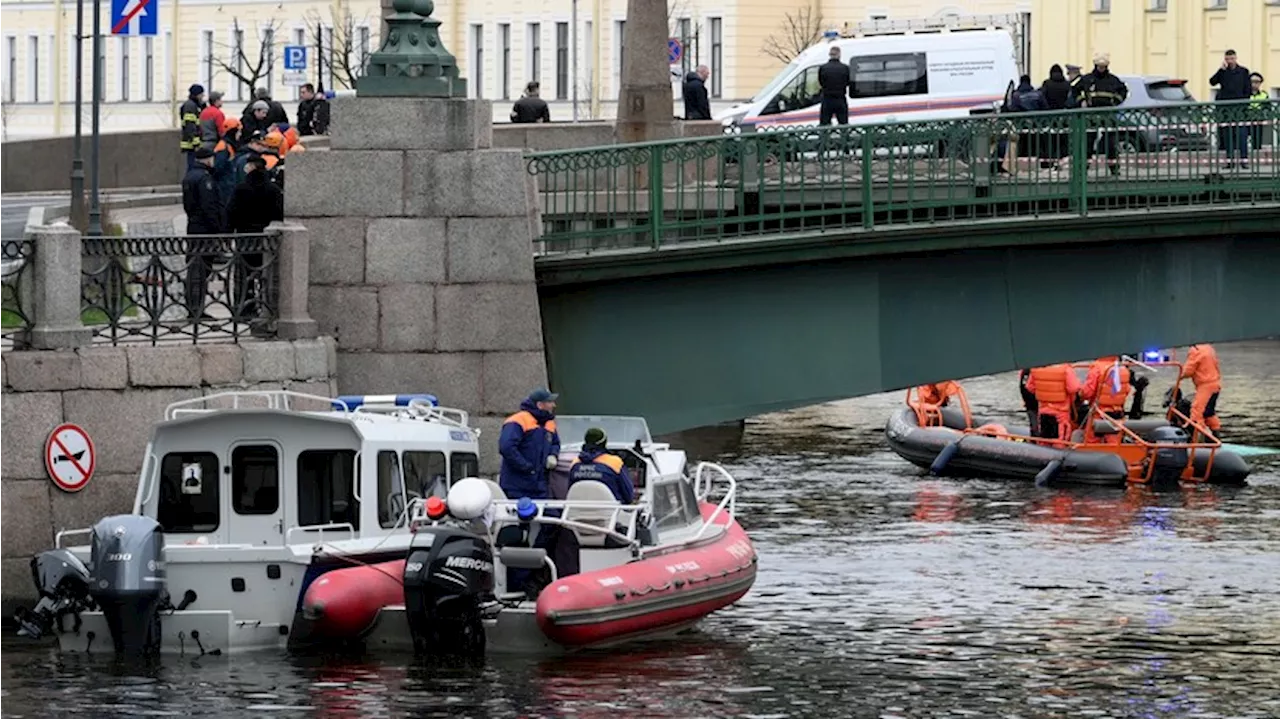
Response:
[[0, 339, 338, 610], [287, 96, 548, 472]]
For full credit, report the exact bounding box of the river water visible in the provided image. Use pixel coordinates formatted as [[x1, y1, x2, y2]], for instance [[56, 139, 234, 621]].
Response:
[[3, 341, 1278, 719]]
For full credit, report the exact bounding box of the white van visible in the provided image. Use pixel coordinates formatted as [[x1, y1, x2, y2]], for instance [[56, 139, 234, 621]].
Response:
[[716, 30, 1019, 130]]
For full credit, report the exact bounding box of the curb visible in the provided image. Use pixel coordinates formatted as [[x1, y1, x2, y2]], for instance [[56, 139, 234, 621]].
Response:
[[35, 194, 183, 229]]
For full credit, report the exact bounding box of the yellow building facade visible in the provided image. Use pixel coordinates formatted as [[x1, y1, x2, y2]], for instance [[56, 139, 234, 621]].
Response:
[[1031, 0, 1279, 103]]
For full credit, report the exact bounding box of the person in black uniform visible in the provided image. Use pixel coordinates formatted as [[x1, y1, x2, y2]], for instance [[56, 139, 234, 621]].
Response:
[[1075, 52, 1128, 176], [818, 45, 851, 126], [181, 146, 225, 319], [510, 81, 551, 124]]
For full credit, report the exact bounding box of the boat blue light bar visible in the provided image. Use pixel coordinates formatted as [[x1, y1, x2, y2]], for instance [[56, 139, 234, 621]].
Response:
[[332, 394, 439, 411]]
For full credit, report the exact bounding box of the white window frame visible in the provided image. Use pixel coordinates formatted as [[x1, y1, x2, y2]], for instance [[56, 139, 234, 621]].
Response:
[[28, 35, 39, 103], [499, 23, 510, 100], [583, 20, 592, 101], [470, 24, 484, 99], [3, 36, 14, 103], [163, 29, 172, 101], [200, 28, 214, 91], [527, 22, 541, 86], [144, 35, 154, 101], [710, 17, 722, 98], [614, 20, 625, 99], [554, 21, 568, 100], [231, 27, 245, 101], [118, 36, 129, 101], [291, 26, 305, 100], [261, 25, 276, 96]]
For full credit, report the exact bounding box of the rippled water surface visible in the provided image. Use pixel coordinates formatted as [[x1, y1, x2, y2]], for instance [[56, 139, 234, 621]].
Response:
[[4, 342, 1279, 718]]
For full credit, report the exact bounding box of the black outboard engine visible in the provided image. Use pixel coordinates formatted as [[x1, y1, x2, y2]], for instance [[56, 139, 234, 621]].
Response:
[[14, 549, 96, 638], [1129, 375, 1151, 419], [403, 526, 495, 657], [89, 514, 167, 656], [1149, 426, 1190, 488]]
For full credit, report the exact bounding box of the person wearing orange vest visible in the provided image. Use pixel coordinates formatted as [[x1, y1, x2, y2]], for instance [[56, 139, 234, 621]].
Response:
[[1025, 363, 1081, 439], [498, 389, 562, 500], [917, 380, 962, 408], [1180, 344, 1222, 432], [568, 428, 634, 503], [1082, 357, 1131, 418]]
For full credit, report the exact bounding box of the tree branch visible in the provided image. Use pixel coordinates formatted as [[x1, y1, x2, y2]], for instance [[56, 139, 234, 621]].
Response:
[[209, 18, 281, 96], [761, 7, 824, 65]]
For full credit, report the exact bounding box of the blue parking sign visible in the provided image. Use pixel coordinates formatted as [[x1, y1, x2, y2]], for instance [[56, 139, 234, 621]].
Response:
[[284, 46, 307, 71]]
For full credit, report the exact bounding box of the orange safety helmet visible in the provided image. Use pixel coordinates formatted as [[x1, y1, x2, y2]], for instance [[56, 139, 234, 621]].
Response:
[[263, 130, 285, 150], [220, 116, 241, 135], [283, 125, 300, 149]]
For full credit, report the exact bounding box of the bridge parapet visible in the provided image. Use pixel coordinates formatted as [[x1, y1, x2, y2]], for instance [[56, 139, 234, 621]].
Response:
[[526, 100, 1280, 255]]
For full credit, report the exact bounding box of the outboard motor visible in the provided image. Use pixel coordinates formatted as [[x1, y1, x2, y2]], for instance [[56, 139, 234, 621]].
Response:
[[1148, 426, 1190, 488], [14, 549, 96, 638], [403, 478, 496, 657], [89, 514, 167, 656]]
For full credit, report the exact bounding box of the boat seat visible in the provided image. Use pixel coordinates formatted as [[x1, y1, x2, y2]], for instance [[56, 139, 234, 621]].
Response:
[[562, 481, 622, 548]]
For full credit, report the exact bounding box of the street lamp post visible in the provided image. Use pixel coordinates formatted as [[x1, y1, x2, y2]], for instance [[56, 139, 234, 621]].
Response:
[[88, 0, 103, 236], [70, 0, 85, 229]]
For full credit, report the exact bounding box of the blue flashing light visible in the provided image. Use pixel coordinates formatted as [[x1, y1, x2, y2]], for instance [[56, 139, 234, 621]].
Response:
[[1144, 350, 1162, 361], [331, 393, 439, 411], [823, 29, 839, 39], [516, 497, 538, 521]]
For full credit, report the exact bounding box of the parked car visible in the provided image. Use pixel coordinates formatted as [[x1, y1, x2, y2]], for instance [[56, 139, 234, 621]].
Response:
[[1113, 75, 1211, 152]]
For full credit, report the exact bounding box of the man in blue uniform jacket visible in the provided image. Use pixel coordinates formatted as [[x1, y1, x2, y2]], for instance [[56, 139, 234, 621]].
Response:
[[568, 428, 635, 503], [498, 389, 562, 500]]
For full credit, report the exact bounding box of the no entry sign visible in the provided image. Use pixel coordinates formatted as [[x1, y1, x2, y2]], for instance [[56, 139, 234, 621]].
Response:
[[45, 423, 96, 493]]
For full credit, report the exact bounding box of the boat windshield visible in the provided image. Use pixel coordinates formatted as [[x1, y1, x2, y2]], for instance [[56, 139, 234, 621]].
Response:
[[557, 416, 653, 446], [752, 60, 802, 104]]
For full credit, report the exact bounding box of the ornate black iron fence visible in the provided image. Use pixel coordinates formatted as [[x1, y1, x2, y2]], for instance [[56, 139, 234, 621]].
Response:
[[1, 240, 35, 348]]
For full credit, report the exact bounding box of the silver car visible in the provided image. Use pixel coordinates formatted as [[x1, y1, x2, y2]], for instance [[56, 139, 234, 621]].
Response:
[[1113, 75, 1211, 152]]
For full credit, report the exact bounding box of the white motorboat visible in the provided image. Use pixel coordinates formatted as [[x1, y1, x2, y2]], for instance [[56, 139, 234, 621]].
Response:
[[14, 390, 756, 657]]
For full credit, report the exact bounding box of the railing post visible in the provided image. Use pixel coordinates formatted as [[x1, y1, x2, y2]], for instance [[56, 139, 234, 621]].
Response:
[[268, 221, 318, 340], [29, 224, 92, 349], [1069, 111, 1088, 216], [648, 146, 664, 250], [860, 129, 874, 229], [740, 124, 759, 189]]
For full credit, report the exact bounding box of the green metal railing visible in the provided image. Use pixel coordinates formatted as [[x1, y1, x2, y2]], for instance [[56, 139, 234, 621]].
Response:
[[526, 99, 1280, 255]]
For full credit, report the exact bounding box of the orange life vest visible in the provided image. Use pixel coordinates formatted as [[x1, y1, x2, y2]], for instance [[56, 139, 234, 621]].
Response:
[[1091, 361, 1131, 411], [1030, 365, 1072, 405]]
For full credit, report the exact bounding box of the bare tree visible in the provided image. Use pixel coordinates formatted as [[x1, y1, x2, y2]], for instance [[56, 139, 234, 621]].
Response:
[[761, 7, 824, 65], [210, 19, 282, 100], [305, 9, 376, 91]]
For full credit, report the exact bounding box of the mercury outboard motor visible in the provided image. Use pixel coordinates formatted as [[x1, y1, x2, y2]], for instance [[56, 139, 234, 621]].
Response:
[[402, 525, 495, 657], [1148, 426, 1190, 488], [89, 514, 167, 655], [14, 549, 96, 639]]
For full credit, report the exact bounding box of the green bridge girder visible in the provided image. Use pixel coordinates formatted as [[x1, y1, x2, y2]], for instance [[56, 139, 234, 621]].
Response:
[[535, 212, 1280, 435]]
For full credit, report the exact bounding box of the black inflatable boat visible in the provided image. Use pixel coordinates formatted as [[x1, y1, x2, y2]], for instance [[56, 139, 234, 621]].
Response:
[[884, 406, 1250, 487]]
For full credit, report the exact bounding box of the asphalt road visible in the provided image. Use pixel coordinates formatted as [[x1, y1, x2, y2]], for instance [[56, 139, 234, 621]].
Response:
[[1, 193, 67, 241]]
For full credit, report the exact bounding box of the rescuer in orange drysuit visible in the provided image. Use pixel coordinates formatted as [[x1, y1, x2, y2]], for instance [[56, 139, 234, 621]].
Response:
[[1025, 363, 1081, 440], [1180, 344, 1222, 432], [917, 380, 962, 408], [1082, 356, 1132, 444]]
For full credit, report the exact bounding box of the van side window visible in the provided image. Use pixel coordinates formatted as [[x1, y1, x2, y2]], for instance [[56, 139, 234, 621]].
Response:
[[377, 450, 405, 528], [762, 66, 822, 116], [404, 451, 447, 499], [231, 445, 279, 515], [450, 452, 480, 481], [297, 450, 360, 530], [158, 452, 220, 533], [850, 53, 928, 99]]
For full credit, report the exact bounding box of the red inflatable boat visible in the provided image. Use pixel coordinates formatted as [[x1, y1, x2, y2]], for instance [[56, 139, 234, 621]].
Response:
[[535, 502, 757, 647], [301, 559, 405, 638]]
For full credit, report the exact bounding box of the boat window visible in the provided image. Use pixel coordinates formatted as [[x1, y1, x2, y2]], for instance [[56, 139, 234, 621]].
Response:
[[650, 478, 701, 530], [231, 445, 279, 516], [850, 52, 928, 99], [157, 452, 220, 533], [377, 450, 405, 528], [450, 452, 480, 481], [404, 451, 448, 499], [297, 450, 360, 530]]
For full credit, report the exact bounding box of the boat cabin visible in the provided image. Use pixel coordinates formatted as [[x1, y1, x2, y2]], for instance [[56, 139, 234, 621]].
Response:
[[135, 391, 481, 546]]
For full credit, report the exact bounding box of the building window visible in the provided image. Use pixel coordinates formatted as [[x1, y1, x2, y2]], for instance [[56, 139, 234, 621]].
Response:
[[232, 445, 279, 515], [144, 36, 154, 100], [201, 30, 214, 91], [357, 26, 371, 76], [555, 22, 568, 100], [322, 26, 333, 92], [28, 36, 39, 103], [499, 23, 510, 99], [471, 24, 483, 98], [119, 37, 129, 101], [292, 27, 305, 99], [297, 450, 359, 530], [158, 452, 220, 533], [710, 18, 722, 98], [850, 52, 928, 99], [98, 37, 107, 100], [263, 26, 275, 95], [1093, 0, 1111, 11], [232, 28, 244, 100], [527, 23, 541, 85], [584, 20, 593, 99], [615, 20, 626, 99], [678, 18, 691, 76], [1150, 0, 1168, 10], [163, 30, 172, 100], [1206, 0, 1227, 7], [4, 37, 15, 103]]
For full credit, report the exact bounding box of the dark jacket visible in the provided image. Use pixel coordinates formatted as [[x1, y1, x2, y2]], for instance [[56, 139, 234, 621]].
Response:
[[682, 72, 711, 120], [1209, 64, 1252, 101], [818, 59, 851, 98], [226, 170, 284, 234], [266, 100, 289, 126], [568, 447, 635, 504], [182, 165, 224, 235], [297, 96, 330, 135], [240, 113, 274, 140], [179, 95, 205, 152], [212, 133, 239, 207], [1040, 68, 1072, 110], [1011, 81, 1048, 112], [498, 399, 561, 499], [1077, 69, 1128, 108], [511, 95, 551, 123]]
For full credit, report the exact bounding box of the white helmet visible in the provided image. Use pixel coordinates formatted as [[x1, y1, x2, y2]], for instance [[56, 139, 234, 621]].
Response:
[[447, 477, 494, 521]]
